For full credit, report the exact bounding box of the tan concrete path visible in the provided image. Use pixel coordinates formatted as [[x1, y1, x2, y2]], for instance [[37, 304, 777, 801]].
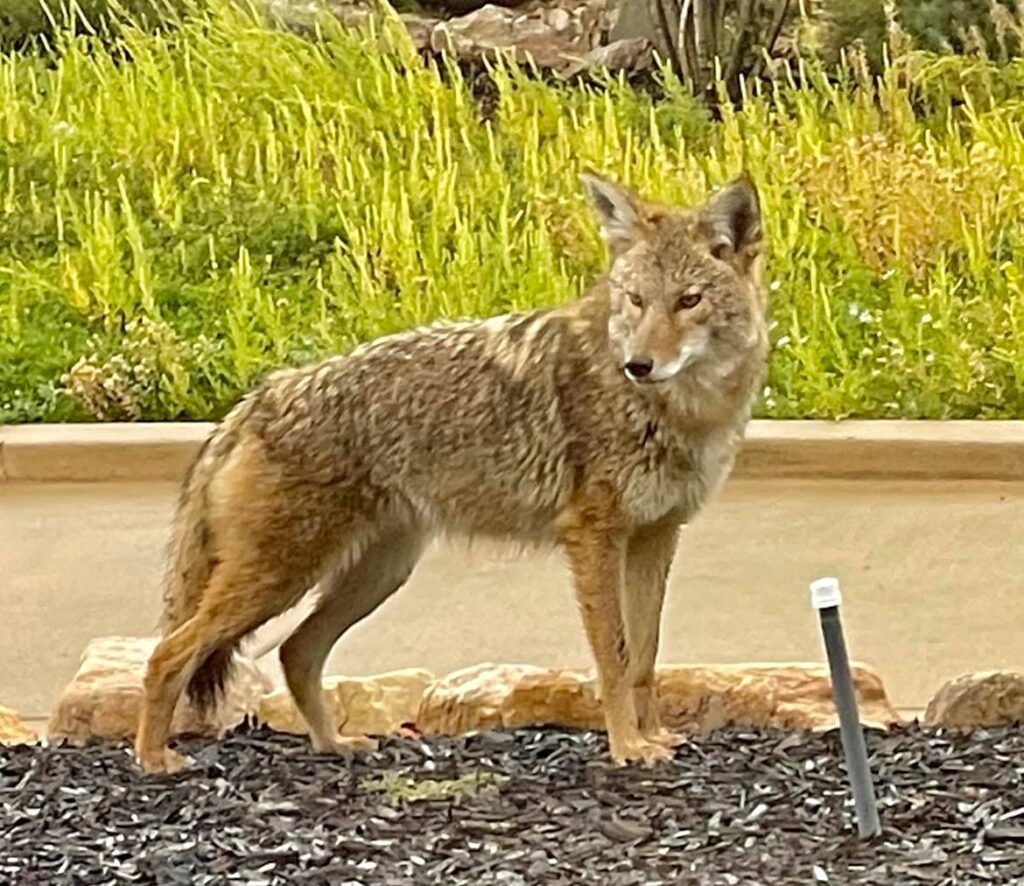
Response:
[[2, 479, 1022, 719]]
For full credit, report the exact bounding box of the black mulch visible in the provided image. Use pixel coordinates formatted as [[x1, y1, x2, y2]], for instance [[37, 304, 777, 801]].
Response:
[[2, 724, 1024, 885]]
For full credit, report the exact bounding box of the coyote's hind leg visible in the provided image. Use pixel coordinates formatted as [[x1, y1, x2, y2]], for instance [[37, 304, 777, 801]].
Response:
[[136, 560, 313, 774], [279, 522, 427, 755]]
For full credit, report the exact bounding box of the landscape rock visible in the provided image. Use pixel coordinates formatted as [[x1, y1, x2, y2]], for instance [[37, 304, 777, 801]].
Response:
[[0, 706, 37, 746], [609, 0, 673, 59], [259, 668, 435, 737], [428, 0, 614, 70], [416, 662, 902, 735], [573, 36, 655, 74], [274, 0, 636, 75], [419, 664, 604, 734], [439, 0, 534, 14], [47, 637, 271, 745], [924, 670, 1024, 730], [400, 13, 439, 50]]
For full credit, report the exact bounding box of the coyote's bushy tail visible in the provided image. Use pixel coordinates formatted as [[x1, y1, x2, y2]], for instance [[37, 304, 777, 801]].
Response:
[[160, 426, 238, 713]]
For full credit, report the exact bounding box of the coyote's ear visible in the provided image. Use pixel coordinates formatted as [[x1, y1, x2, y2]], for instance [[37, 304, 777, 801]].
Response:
[[699, 174, 763, 265], [580, 171, 645, 256]]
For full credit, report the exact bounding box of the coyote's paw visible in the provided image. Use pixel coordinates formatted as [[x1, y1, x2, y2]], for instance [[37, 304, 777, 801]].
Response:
[[311, 734, 380, 756], [136, 746, 190, 775], [610, 735, 675, 767], [645, 728, 688, 750]]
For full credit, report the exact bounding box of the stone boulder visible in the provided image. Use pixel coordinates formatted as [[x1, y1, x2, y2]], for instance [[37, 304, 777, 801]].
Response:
[[416, 662, 901, 735], [568, 37, 655, 75], [259, 669, 435, 737], [417, 664, 604, 734], [438, 0, 534, 14], [429, 0, 613, 69], [277, 0, 648, 75], [656, 664, 899, 732], [924, 671, 1024, 730], [48, 637, 271, 745], [0, 706, 37, 746]]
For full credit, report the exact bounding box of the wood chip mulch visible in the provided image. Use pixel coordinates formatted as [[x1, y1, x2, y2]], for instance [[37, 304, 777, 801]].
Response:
[[2, 724, 1023, 885]]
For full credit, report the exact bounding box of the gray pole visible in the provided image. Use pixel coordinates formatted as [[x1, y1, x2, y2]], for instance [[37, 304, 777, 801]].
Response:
[[810, 577, 882, 839]]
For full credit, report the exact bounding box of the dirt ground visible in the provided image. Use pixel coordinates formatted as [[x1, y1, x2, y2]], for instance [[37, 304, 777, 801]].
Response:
[[2, 478, 1022, 722]]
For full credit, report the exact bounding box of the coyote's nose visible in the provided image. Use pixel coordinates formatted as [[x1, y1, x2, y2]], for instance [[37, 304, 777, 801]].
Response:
[[624, 356, 654, 380]]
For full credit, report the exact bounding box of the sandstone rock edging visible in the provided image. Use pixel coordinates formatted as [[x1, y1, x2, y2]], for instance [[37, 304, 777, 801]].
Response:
[[924, 671, 1024, 730], [0, 706, 37, 746], [47, 636, 270, 745], [414, 661, 903, 736]]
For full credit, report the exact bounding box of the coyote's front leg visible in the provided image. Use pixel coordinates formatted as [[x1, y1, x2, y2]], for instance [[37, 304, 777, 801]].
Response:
[[559, 506, 672, 767], [622, 519, 685, 749]]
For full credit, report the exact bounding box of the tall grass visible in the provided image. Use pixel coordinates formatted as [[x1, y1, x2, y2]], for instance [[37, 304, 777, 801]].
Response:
[[1, 3, 1023, 422]]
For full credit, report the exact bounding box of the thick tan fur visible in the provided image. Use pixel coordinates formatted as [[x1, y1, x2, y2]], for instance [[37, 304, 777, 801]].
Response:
[[136, 173, 770, 773]]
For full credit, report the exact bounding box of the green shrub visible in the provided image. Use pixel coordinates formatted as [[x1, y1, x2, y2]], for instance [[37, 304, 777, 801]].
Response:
[[818, 0, 1023, 68], [1, 3, 1023, 422], [0, 0, 185, 48]]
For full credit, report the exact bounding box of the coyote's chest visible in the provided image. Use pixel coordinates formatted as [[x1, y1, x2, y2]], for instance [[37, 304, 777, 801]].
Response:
[[620, 422, 739, 526]]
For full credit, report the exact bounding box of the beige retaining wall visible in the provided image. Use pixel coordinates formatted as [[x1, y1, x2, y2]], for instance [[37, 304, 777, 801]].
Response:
[[2, 420, 1023, 482]]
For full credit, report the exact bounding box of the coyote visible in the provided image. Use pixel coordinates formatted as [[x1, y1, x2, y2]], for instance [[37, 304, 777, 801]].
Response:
[[136, 172, 769, 773]]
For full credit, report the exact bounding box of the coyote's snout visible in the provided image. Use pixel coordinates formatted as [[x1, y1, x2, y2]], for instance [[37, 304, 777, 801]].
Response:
[[136, 172, 769, 774]]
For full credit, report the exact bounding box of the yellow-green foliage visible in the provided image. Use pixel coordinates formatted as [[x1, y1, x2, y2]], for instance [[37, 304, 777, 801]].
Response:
[[360, 771, 509, 803], [1, 3, 1023, 421]]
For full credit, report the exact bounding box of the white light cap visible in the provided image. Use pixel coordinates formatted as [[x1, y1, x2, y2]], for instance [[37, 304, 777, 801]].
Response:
[[810, 576, 842, 610]]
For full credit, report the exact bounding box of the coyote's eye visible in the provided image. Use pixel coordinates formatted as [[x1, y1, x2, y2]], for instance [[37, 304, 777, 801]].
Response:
[[627, 292, 644, 308], [675, 292, 702, 311]]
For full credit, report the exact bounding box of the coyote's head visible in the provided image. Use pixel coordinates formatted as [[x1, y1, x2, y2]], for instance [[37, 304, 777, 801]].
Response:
[[582, 172, 767, 386]]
